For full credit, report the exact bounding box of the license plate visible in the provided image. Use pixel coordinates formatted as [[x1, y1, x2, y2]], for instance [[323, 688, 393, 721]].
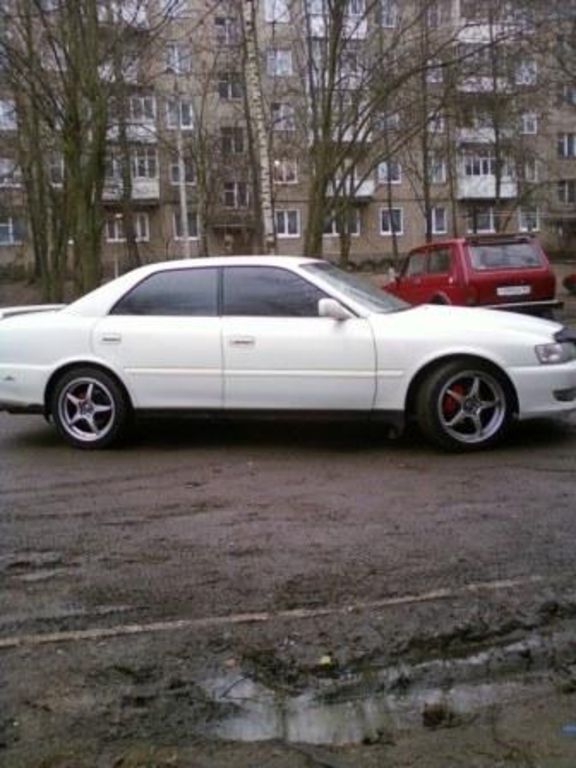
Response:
[[497, 285, 531, 297]]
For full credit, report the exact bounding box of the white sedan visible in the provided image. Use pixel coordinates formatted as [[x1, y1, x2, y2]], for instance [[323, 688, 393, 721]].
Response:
[[1, 256, 575, 451]]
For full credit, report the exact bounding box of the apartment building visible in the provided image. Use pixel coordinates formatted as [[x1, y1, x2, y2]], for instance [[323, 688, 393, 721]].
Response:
[[0, 0, 574, 279]]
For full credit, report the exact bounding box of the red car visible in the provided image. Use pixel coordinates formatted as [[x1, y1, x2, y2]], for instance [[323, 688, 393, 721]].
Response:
[[385, 234, 561, 317]]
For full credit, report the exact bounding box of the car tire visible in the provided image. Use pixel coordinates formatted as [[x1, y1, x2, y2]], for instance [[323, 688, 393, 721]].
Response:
[[416, 360, 513, 451], [51, 367, 130, 449]]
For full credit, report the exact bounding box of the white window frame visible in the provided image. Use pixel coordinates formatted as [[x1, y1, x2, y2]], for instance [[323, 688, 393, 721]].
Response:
[[165, 42, 191, 74], [131, 148, 157, 180], [266, 48, 293, 76], [221, 126, 245, 155], [169, 157, 196, 185], [223, 181, 250, 209], [265, 0, 289, 23], [380, 0, 398, 27], [323, 210, 360, 237], [0, 216, 24, 245], [106, 213, 150, 243], [0, 158, 22, 186], [467, 208, 495, 234], [173, 210, 199, 240], [273, 159, 298, 184], [429, 154, 447, 184], [558, 133, 576, 158], [518, 207, 540, 232], [276, 209, 301, 238], [271, 102, 296, 131], [558, 180, 576, 204], [428, 112, 445, 133], [0, 99, 16, 130], [214, 16, 239, 45], [128, 95, 156, 124], [166, 98, 194, 130], [516, 59, 537, 86], [377, 160, 401, 184], [523, 158, 539, 182], [426, 60, 443, 84], [520, 112, 538, 135], [431, 206, 447, 234], [160, 0, 189, 18], [380, 207, 403, 235]]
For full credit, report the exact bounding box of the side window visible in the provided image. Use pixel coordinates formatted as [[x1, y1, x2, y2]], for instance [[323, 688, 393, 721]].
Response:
[[404, 252, 426, 277], [110, 268, 218, 316], [428, 247, 451, 274], [223, 266, 326, 316]]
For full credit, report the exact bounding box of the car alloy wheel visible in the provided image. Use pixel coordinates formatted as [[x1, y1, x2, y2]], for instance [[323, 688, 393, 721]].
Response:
[[52, 367, 129, 449], [417, 360, 513, 450]]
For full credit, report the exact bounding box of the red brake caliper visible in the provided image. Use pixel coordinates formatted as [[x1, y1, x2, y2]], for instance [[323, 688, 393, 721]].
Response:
[[442, 382, 465, 418]]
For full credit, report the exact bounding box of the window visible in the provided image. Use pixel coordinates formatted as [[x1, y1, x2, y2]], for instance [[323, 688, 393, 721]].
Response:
[[520, 112, 538, 135], [0, 100, 16, 130], [347, 0, 365, 16], [558, 180, 576, 204], [559, 84, 576, 106], [271, 102, 295, 131], [49, 155, 65, 185], [276, 209, 301, 238], [165, 42, 191, 74], [427, 0, 450, 27], [173, 210, 199, 240], [0, 216, 25, 245], [558, 133, 576, 158], [377, 111, 400, 132], [131, 148, 157, 179], [111, 268, 218, 316], [523, 158, 538, 182], [266, 49, 293, 76], [377, 160, 401, 184], [221, 127, 244, 155], [0, 158, 22, 186], [223, 181, 250, 208], [323, 210, 360, 236], [467, 207, 494, 233], [518, 207, 540, 232], [166, 98, 194, 129], [160, 0, 188, 18], [218, 72, 243, 100], [380, 207, 403, 235], [223, 267, 326, 317], [380, 0, 398, 27], [265, 0, 289, 23], [428, 112, 445, 133], [431, 206, 447, 234], [464, 154, 497, 176], [273, 159, 298, 184], [105, 154, 121, 183], [405, 252, 426, 276], [214, 16, 239, 45], [170, 156, 195, 185], [429, 154, 447, 184], [428, 247, 451, 272], [128, 95, 155, 123], [426, 60, 443, 84], [105, 213, 150, 242], [515, 59, 537, 86]]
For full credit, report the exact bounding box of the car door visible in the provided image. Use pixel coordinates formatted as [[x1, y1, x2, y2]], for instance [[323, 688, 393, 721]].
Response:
[[221, 265, 376, 410], [93, 266, 223, 408], [396, 251, 429, 304]]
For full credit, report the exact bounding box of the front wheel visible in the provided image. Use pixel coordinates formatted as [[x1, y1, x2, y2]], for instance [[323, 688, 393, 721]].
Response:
[[51, 367, 130, 449], [416, 361, 513, 451]]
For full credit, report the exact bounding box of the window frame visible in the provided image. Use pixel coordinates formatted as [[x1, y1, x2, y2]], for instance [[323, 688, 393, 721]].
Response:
[[380, 207, 403, 236]]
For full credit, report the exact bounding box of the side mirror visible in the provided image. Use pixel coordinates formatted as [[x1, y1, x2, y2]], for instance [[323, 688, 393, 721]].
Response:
[[318, 298, 354, 321]]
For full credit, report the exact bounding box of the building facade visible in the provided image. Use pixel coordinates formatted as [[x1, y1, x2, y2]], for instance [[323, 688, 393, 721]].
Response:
[[0, 0, 575, 280]]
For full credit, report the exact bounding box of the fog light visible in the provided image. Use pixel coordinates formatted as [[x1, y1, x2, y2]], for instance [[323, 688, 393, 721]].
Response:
[[553, 387, 576, 402]]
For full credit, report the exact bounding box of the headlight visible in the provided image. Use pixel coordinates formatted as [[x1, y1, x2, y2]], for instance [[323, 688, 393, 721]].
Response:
[[535, 342, 576, 365]]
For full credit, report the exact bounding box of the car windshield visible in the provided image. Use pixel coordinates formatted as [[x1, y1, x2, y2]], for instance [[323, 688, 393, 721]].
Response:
[[303, 262, 408, 314], [468, 242, 544, 271]]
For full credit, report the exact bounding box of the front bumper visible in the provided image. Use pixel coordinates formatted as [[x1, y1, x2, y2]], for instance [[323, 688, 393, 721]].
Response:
[[510, 360, 576, 419]]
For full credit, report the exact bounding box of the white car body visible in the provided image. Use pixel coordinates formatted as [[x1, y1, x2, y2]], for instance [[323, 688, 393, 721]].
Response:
[[1, 256, 575, 450]]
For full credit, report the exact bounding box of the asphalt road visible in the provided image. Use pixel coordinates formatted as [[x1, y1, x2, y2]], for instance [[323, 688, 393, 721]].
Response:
[[2, 409, 576, 766]]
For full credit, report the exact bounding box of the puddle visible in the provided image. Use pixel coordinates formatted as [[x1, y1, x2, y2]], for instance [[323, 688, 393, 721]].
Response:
[[199, 667, 535, 745]]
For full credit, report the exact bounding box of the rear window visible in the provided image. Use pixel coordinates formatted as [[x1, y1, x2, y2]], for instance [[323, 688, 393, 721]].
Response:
[[468, 242, 544, 271]]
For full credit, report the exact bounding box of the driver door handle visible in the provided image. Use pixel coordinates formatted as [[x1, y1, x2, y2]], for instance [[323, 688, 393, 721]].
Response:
[[229, 336, 255, 347]]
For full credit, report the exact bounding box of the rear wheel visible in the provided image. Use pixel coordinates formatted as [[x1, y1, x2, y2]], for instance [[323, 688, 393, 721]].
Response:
[[51, 367, 129, 449], [416, 360, 513, 451]]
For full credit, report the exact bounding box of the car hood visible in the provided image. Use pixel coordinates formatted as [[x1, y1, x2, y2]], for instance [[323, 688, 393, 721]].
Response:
[[372, 303, 562, 341]]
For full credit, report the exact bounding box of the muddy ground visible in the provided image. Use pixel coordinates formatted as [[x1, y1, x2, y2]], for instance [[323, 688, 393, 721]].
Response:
[[1, 272, 576, 767]]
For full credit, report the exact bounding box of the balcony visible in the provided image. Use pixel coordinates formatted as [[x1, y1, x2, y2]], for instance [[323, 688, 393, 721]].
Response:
[[308, 13, 367, 39], [327, 178, 375, 201], [107, 122, 157, 144], [103, 178, 160, 202], [457, 175, 517, 200]]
